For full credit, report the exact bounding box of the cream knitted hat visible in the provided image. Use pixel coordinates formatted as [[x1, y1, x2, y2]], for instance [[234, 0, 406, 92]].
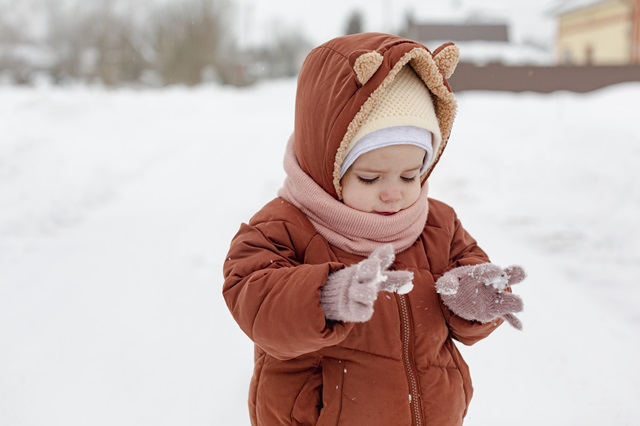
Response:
[[341, 65, 442, 176]]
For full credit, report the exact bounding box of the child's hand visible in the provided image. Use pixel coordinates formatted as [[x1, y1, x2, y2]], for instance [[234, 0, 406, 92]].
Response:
[[435, 264, 526, 330], [321, 244, 414, 322]]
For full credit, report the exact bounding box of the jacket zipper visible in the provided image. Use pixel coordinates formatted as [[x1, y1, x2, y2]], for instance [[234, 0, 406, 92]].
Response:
[[399, 294, 422, 426]]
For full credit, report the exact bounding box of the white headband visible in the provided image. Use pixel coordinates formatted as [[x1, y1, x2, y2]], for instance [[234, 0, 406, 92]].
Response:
[[339, 125, 433, 178]]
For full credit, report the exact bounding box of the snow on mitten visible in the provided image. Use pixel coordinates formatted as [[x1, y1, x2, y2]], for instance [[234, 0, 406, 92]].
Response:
[[435, 263, 526, 330], [321, 244, 414, 323]]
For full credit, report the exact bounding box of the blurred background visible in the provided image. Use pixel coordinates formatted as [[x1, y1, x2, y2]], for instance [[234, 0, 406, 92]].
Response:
[[1, 0, 638, 89], [2, 1, 640, 425]]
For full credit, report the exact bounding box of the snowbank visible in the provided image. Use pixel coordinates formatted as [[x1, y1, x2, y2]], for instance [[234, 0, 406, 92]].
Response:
[[1, 80, 638, 425]]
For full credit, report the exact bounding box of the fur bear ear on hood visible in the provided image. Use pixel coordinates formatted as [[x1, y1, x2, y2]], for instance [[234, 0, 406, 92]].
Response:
[[350, 50, 384, 85], [432, 43, 460, 79]]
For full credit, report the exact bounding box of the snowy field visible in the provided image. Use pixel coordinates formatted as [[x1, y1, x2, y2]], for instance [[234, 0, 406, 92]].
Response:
[[1, 79, 639, 425]]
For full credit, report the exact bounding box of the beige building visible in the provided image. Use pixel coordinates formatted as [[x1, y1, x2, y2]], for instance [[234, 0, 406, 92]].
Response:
[[556, 0, 640, 65]]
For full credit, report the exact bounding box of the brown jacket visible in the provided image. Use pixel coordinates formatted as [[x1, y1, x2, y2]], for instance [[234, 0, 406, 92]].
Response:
[[223, 33, 503, 425]]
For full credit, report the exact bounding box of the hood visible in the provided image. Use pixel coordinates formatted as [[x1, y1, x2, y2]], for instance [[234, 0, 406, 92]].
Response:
[[293, 32, 459, 199]]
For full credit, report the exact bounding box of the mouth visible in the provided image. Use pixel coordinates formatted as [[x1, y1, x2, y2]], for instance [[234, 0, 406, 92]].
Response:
[[375, 211, 398, 216]]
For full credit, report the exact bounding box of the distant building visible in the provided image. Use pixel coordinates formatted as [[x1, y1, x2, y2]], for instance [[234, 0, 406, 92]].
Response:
[[403, 17, 553, 65], [555, 0, 640, 65], [404, 19, 509, 44]]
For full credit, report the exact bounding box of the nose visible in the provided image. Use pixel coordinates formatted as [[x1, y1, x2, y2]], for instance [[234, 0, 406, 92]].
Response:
[[380, 186, 402, 203]]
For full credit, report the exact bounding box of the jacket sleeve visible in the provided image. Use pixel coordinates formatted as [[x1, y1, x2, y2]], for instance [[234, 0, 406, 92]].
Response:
[[440, 214, 505, 345], [222, 220, 353, 360]]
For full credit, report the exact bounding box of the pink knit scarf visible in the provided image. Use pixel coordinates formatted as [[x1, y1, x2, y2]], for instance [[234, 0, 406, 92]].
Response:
[[278, 136, 429, 256]]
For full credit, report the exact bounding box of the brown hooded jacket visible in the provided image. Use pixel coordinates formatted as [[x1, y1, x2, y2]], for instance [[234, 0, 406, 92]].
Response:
[[223, 33, 503, 426]]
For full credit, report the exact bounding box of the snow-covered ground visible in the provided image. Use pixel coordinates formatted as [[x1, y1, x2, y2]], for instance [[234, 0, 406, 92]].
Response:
[[1, 79, 639, 425]]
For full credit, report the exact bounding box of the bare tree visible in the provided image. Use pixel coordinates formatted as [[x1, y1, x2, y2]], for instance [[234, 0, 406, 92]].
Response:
[[150, 0, 228, 86], [0, 0, 49, 84], [90, 1, 145, 85], [1, 0, 307, 87], [47, 2, 89, 83]]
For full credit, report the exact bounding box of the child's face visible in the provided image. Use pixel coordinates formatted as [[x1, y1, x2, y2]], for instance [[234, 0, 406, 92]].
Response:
[[341, 144, 425, 215]]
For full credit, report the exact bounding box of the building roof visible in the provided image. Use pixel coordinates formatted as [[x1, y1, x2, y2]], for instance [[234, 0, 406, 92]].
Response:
[[406, 22, 509, 43]]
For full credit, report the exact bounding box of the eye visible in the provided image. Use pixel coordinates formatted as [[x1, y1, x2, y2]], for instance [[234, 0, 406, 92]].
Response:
[[357, 176, 378, 185], [401, 175, 418, 183]]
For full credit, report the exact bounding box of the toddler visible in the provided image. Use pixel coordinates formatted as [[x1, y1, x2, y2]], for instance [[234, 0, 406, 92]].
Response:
[[223, 32, 525, 426]]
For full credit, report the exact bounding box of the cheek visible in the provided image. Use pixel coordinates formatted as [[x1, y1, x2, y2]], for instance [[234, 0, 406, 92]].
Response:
[[342, 181, 377, 210], [406, 182, 422, 203], [344, 187, 370, 207]]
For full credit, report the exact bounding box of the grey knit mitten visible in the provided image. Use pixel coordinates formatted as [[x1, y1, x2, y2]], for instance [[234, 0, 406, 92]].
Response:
[[435, 263, 526, 330], [321, 244, 414, 323]]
